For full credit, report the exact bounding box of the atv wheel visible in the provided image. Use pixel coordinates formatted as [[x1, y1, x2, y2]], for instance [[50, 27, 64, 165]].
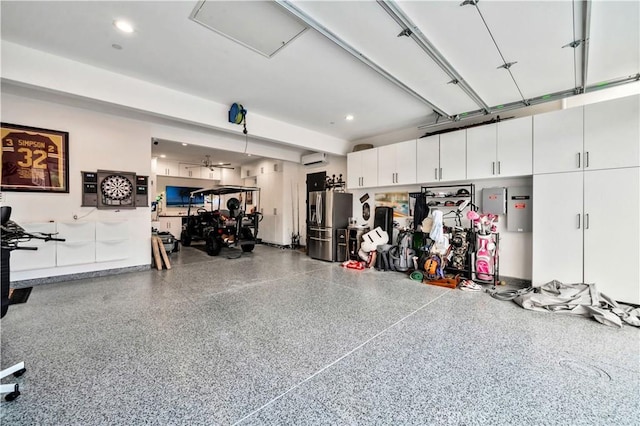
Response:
[[206, 236, 222, 256], [180, 231, 191, 247], [240, 228, 255, 252]]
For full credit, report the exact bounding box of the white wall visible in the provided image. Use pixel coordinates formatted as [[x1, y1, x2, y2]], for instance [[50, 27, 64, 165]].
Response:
[[1, 93, 152, 280], [0, 92, 280, 280]]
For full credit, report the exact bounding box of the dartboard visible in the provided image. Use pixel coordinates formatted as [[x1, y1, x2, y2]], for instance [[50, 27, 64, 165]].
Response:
[[100, 174, 133, 201]]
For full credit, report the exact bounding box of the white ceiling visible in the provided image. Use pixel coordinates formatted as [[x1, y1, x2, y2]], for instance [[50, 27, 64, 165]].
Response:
[[1, 1, 638, 162]]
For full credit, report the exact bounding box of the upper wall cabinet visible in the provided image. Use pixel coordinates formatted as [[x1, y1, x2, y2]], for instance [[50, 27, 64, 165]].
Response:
[[465, 116, 532, 179], [438, 130, 467, 182], [416, 135, 441, 183], [241, 165, 256, 178], [497, 116, 533, 177], [156, 159, 180, 177], [179, 163, 201, 179], [377, 139, 417, 186], [347, 149, 378, 189], [466, 123, 497, 179], [416, 130, 466, 183], [533, 107, 584, 174], [584, 94, 639, 170], [534, 95, 640, 174], [201, 168, 222, 180]]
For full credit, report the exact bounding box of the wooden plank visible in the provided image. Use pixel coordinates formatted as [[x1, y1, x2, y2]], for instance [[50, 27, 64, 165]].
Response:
[[151, 236, 162, 271], [156, 236, 172, 270]]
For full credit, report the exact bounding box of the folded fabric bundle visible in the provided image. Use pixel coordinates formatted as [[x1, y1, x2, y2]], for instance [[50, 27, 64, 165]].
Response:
[[513, 280, 640, 328]]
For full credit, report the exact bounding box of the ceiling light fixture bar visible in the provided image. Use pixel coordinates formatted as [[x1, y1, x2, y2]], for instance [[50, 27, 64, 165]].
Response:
[[275, 0, 449, 118], [377, 0, 491, 114], [418, 74, 640, 130]]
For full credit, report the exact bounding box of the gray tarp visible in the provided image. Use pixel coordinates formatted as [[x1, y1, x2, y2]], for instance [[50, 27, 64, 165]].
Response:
[[511, 280, 640, 328]]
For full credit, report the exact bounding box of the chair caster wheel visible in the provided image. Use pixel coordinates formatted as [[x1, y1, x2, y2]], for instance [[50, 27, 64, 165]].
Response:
[[13, 368, 26, 377], [5, 390, 20, 401]]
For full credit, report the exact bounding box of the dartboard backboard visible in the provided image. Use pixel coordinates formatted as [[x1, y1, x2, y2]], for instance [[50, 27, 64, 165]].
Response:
[[97, 170, 136, 209]]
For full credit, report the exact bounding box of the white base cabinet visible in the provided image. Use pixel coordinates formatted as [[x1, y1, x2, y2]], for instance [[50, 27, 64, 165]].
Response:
[[158, 217, 183, 234], [583, 167, 639, 304], [533, 167, 640, 304], [532, 172, 584, 285]]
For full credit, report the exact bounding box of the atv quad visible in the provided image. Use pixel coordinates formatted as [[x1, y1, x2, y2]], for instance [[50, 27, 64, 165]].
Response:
[[180, 185, 261, 256]]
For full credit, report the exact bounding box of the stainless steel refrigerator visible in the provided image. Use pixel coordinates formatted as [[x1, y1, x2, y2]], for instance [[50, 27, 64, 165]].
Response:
[[308, 191, 353, 261]]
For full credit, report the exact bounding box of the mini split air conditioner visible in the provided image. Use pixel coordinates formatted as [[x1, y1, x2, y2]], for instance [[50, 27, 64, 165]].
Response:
[[301, 152, 328, 166]]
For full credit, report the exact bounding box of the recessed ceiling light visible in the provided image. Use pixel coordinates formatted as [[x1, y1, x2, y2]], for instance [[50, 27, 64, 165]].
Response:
[[114, 20, 134, 33], [182, 143, 188, 146], [160, 154, 166, 158], [345, 115, 354, 121]]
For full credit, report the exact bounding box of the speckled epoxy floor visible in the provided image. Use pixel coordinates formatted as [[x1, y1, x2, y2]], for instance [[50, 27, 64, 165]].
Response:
[[1, 245, 638, 425]]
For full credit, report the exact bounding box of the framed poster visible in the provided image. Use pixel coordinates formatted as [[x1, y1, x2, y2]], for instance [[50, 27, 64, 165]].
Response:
[[1, 123, 69, 193], [375, 192, 410, 218]]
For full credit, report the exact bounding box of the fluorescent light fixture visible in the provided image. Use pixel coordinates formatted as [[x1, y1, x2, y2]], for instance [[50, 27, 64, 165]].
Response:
[[345, 115, 354, 121], [190, 0, 307, 58], [114, 20, 134, 33]]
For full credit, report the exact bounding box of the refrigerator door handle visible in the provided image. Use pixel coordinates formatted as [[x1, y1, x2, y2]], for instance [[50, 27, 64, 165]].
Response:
[[310, 237, 331, 242]]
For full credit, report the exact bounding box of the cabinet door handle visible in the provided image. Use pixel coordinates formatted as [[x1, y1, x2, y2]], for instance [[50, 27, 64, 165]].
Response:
[[439, 168, 442, 180], [585, 213, 589, 229], [498, 161, 501, 175], [435, 168, 438, 180], [576, 214, 581, 229], [577, 152, 581, 169], [492, 161, 495, 175], [585, 151, 589, 168]]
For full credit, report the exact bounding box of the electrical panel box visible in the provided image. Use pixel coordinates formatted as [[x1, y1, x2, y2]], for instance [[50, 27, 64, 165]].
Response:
[[482, 187, 506, 215], [507, 186, 533, 232]]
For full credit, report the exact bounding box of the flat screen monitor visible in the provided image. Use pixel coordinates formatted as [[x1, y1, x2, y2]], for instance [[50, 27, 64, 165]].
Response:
[[165, 186, 204, 207]]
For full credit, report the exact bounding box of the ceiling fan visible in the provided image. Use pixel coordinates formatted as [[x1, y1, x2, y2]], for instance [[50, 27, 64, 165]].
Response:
[[187, 155, 235, 171]]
